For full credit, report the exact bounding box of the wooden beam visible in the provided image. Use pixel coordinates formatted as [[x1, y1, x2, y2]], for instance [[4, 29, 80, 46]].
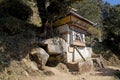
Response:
[[60, 31, 70, 35], [73, 40, 85, 47]]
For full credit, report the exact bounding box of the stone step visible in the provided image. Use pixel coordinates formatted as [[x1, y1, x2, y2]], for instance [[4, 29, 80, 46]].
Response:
[[66, 60, 94, 74]]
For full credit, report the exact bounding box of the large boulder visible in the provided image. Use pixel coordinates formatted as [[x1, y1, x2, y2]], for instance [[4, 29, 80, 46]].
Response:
[[42, 37, 68, 55], [30, 48, 49, 69], [47, 44, 62, 55]]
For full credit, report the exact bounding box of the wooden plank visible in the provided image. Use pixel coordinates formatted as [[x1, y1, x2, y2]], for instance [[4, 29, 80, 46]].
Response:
[[60, 31, 70, 35], [68, 47, 74, 53], [53, 16, 71, 27], [72, 40, 85, 47], [53, 14, 94, 30], [71, 16, 93, 28], [70, 23, 88, 31]]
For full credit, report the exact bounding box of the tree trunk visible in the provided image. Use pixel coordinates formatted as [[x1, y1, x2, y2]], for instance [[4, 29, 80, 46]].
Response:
[[36, 0, 48, 34]]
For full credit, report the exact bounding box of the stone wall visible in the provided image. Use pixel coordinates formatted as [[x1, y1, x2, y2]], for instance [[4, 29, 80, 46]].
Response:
[[78, 60, 94, 73], [67, 47, 92, 63]]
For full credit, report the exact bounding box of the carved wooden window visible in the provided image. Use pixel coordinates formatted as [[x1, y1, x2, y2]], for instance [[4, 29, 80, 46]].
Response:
[[73, 31, 84, 42]]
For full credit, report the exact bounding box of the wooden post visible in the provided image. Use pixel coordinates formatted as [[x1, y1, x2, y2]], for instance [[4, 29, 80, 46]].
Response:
[[72, 47, 75, 62]]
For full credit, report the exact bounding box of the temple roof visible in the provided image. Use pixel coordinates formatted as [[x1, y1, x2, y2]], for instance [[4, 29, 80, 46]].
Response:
[[69, 11, 96, 26]]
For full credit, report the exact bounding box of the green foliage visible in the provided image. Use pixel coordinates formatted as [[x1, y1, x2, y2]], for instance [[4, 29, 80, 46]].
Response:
[[102, 5, 120, 53], [103, 5, 120, 37], [36, 0, 83, 24], [0, 17, 25, 35], [88, 27, 102, 40], [72, 0, 102, 40], [0, 0, 33, 20], [72, 0, 101, 24]]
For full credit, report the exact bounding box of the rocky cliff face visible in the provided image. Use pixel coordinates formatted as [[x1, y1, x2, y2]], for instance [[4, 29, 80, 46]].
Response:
[[0, 0, 42, 27], [26, 0, 42, 27]]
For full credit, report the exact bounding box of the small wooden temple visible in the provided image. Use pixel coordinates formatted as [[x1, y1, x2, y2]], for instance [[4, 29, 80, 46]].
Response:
[[53, 10, 95, 64]]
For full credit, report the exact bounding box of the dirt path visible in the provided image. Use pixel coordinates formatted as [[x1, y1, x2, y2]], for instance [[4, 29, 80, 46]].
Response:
[[29, 66, 120, 80]]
